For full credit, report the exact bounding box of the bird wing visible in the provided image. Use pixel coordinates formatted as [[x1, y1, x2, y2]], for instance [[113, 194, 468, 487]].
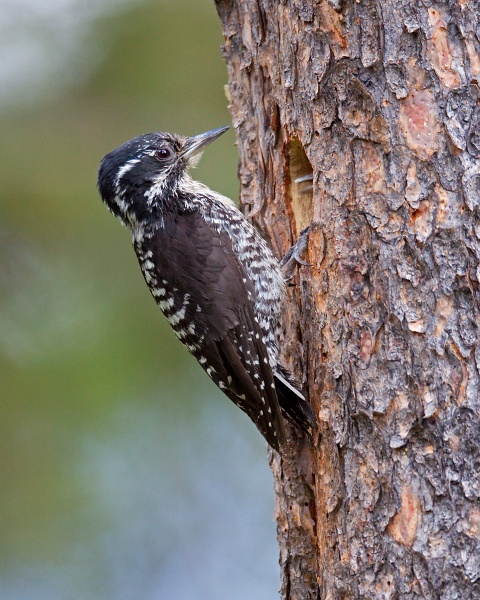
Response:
[[140, 209, 286, 450]]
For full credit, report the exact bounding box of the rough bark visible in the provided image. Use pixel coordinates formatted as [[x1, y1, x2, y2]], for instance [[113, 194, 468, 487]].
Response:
[[214, 0, 480, 598]]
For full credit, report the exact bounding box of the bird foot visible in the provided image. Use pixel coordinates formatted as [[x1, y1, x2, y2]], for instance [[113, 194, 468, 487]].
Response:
[[295, 174, 313, 194], [280, 226, 311, 281]]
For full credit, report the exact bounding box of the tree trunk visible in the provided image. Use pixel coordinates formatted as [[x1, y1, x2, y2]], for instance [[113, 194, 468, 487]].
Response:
[[214, 0, 480, 598]]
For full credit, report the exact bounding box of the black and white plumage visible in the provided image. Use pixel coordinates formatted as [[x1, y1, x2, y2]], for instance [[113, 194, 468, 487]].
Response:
[[97, 126, 313, 452]]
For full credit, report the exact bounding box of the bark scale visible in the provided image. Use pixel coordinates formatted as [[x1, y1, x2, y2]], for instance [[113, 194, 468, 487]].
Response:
[[214, 1, 480, 598]]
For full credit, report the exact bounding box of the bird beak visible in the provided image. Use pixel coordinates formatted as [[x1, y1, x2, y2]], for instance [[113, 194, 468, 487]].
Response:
[[180, 126, 229, 159]]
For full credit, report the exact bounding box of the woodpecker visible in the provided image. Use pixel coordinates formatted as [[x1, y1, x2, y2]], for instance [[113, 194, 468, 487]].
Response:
[[97, 126, 313, 452]]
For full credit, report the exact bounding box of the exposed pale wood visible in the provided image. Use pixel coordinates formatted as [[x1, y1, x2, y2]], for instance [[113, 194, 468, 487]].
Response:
[[215, 1, 480, 597]]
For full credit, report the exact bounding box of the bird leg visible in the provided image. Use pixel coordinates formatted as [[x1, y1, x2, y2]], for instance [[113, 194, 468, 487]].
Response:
[[280, 226, 311, 281]]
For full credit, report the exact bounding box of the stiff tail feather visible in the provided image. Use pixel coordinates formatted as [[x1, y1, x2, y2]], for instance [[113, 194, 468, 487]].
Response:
[[274, 365, 314, 434]]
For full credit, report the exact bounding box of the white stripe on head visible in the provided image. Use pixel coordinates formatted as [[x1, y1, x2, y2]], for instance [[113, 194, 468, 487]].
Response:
[[145, 170, 171, 204], [115, 158, 141, 192]]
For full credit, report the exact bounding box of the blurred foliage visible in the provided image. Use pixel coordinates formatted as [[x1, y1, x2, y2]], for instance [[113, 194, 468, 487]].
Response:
[[0, 1, 277, 598]]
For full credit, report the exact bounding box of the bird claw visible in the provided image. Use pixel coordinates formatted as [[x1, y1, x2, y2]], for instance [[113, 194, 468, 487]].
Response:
[[293, 256, 311, 267], [295, 174, 313, 194], [280, 226, 312, 281]]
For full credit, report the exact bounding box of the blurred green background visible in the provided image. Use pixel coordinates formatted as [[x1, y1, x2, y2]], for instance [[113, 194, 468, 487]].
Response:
[[0, 1, 278, 598]]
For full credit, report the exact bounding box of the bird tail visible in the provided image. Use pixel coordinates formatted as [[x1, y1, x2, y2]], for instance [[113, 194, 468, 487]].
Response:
[[274, 365, 314, 434]]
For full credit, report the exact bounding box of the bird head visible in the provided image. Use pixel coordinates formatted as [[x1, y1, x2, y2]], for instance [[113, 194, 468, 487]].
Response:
[[97, 126, 229, 229]]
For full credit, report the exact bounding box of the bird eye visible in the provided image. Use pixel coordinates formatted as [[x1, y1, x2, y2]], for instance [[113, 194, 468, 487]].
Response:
[[154, 147, 173, 162]]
